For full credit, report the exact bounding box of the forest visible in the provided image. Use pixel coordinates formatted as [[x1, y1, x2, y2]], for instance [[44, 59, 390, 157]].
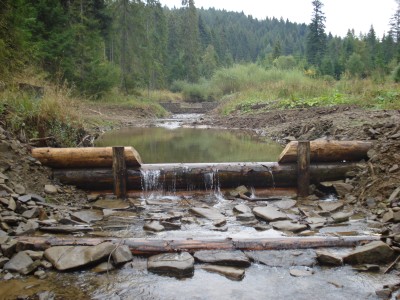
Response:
[[1, 0, 399, 100]]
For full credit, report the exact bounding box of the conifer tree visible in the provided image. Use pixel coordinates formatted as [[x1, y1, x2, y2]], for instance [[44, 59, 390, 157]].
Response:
[[306, 0, 326, 68]]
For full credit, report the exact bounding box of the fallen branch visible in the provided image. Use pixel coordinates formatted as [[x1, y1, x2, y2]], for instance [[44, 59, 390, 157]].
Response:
[[384, 255, 400, 274], [15, 235, 379, 254]]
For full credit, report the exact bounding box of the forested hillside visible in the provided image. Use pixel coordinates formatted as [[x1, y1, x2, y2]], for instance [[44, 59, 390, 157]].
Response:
[[1, 0, 399, 98]]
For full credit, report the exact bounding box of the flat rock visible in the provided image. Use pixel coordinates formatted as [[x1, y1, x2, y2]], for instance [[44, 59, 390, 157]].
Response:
[[7, 198, 16, 211], [147, 252, 194, 278], [253, 206, 287, 222], [272, 199, 297, 210], [316, 250, 343, 266], [194, 250, 251, 267], [112, 245, 133, 265], [40, 225, 93, 233], [233, 204, 252, 214], [245, 250, 316, 267], [236, 213, 256, 222], [44, 185, 58, 194], [4, 251, 34, 273], [44, 242, 116, 271], [353, 264, 380, 272], [22, 207, 40, 219], [70, 210, 103, 224], [306, 217, 326, 230], [318, 201, 344, 213], [343, 241, 394, 265], [18, 194, 32, 203], [92, 199, 130, 210], [190, 207, 225, 222], [30, 194, 45, 203], [270, 220, 307, 233], [202, 265, 245, 281], [15, 220, 39, 236], [332, 183, 354, 196], [331, 211, 353, 223], [143, 221, 165, 232]]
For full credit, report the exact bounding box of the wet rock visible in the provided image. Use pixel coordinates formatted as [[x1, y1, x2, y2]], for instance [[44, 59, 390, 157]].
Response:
[[23, 250, 44, 260], [233, 204, 252, 214], [213, 219, 227, 227], [290, 267, 314, 277], [44, 242, 116, 271], [160, 221, 181, 230], [331, 211, 353, 223], [40, 260, 53, 269], [194, 250, 251, 268], [202, 265, 245, 281], [270, 220, 307, 233], [22, 207, 40, 219], [332, 183, 354, 197], [112, 245, 133, 265], [143, 221, 165, 232], [15, 220, 39, 236], [92, 199, 130, 210], [91, 261, 115, 273], [190, 207, 225, 222], [343, 241, 394, 265], [44, 185, 58, 194], [39, 225, 93, 233], [253, 206, 287, 222], [236, 213, 256, 222], [245, 250, 316, 267], [147, 252, 194, 278], [4, 251, 34, 274], [306, 217, 326, 230], [34, 270, 47, 279], [70, 210, 103, 224], [353, 264, 380, 272], [318, 201, 344, 213], [316, 250, 343, 266]]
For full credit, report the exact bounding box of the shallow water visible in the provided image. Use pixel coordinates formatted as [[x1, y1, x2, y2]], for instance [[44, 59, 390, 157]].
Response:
[[95, 127, 282, 163]]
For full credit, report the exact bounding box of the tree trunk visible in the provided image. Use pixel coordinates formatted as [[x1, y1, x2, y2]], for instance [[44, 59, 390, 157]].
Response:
[[52, 162, 358, 191], [279, 140, 372, 163], [15, 236, 379, 254], [32, 147, 142, 168]]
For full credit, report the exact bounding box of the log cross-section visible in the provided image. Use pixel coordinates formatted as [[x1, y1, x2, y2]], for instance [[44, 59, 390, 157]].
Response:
[[113, 147, 127, 199], [297, 141, 310, 197]]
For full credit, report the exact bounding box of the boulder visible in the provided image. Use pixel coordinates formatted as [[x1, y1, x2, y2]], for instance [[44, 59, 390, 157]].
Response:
[[44, 242, 116, 271], [4, 251, 34, 274], [343, 241, 394, 265], [44, 185, 58, 194], [194, 250, 251, 268], [270, 220, 307, 233], [147, 252, 194, 278], [202, 265, 245, 281], [253, 206, 287, 222], [316, 250, 343, 266], [112, 245, 133, 265], [13, 184, 26, 195]]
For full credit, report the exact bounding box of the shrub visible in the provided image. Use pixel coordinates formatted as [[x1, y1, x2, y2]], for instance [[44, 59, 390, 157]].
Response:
[[393, 64, 400, 83]]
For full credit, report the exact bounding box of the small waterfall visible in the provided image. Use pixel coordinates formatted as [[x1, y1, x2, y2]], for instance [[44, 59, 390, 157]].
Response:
[[263, 165, 276, 188], [204, 169, 224, 201], [140, 169, 163, 198]]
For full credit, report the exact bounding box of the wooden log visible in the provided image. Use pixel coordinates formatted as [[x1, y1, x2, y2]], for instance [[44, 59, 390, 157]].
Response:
[[52, 162, 358, 191], [15, 236, 380, 254], [279, 140, 372, 163], [297, 141, 310, 197], [32, 147, 142, 168], [113, 147, 127, 198]]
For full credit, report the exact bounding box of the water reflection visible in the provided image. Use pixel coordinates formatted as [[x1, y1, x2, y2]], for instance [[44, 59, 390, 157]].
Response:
[[96, 127, 282, 163]]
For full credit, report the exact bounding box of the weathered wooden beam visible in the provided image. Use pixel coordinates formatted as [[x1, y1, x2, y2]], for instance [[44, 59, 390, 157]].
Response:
[[279, 140, 372, 163], [297, 141, 310, 197], [15, 236, 380, 254], [32, 147, 142, 168], [52, 162, 358, 191], [112, 147, 127, 199]]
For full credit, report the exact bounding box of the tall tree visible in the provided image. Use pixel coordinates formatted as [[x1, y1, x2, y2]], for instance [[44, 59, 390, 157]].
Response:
[[306, 0, 326, 68]]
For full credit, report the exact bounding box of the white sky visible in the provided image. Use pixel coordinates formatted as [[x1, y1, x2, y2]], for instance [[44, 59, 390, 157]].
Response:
[[160, 0, 398, 37]]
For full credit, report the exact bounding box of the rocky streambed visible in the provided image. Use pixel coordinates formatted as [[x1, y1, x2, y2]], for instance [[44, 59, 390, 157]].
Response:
[[1, 106, 400, 299]]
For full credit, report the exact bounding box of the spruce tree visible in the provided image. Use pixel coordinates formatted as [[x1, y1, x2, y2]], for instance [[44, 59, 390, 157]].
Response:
[[306, 0, 326, 68]]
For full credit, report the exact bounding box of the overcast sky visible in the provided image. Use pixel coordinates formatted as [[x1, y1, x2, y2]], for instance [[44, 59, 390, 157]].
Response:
[[159, 0, 397, 37]]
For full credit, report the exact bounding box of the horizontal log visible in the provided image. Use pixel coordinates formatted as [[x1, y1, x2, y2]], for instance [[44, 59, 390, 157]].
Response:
[[279, 140, 372, 163], [15, 236, 380, 254], [32, 147, 142, 168], [52, 162, 358, 191]]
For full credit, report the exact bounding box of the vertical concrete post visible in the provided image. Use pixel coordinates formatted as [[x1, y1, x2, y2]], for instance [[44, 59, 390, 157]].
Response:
[[113, 146, 127, 199], [297, 141, 310, 197]]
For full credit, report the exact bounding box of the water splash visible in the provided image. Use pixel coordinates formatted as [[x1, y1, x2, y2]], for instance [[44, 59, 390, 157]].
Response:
[[263, 164, 276, 188]]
